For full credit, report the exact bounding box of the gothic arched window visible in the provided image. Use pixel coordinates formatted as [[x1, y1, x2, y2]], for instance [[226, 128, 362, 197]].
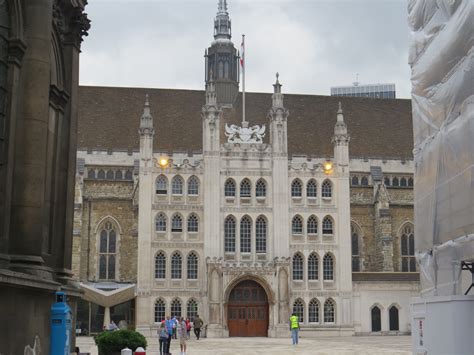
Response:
[[292, 253, 304, 281], [291, 179, 302, 197], [256, 216, 267, 253], [171, 252, 182, 279], [307, 180, 317, 198], [187, 176, 199, 196], [156, 175, 168, 195], [308, 253, 319, 281], [307, 215, 318, 235], [408, 177, 414, 187], [171, 298, 182, 318], [98, 221, 117, 280], [324, 299, 336, 323], [224, 179, 235, 197], [106, 170, 114, 180], [240, 179, 251, 197], [155, 252, 166, 279], [155, 213, 167, 232], [240, 216, 251, 253], [361, 176, 369, 186], [87, 169, 95, 179], [187, 252, 198, 280], [401, 223, 415, 272], [322, 180, 332, 198], [256, 179, 266, 198], [171, 214, 183, 232], [187, 299, 198, 321], [115, 170, 123, 180], [351, 224, 361, 271], [323, 254, 334, 281], [322, 216, 333, 235], [389, 306, 400, 331], [371, 306, 381, 332], [400, 177, 407, 187], [187, 214, 199, 233], [172, 175, 184, 195], [384, 177, 391, 186], [351, 176, 359, 186], [392, 177, 399, 186], [98, 169, 105, 180], [224, 216, 236, 253], [154, 299, 166, 323], [125, 170, 133, 180], [309, 299, 320, 323], [293, 299, 304, 323], [292, 215, 303, 234]]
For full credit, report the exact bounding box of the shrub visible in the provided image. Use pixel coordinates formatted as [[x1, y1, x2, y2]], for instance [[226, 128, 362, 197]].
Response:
[[94, 330, 147, 355]]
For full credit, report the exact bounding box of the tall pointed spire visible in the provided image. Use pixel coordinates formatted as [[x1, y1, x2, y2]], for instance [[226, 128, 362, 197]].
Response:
[[272, 72, 284, 108], [139, 94, 154, 136], [214, 0, 231, 40]]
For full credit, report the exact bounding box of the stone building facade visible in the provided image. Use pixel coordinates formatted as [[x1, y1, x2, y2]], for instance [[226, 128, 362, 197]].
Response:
[[72, 0, 419, 339], [0, 1, 89, 353]]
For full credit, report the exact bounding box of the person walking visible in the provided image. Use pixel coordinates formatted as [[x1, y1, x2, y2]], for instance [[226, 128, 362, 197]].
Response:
[[158, 323, 168, 355], [193, 314, 203, 340], [289, 313, 300, 345], [164, 315, 174, 355], [185, 317, 191, 339], [177, 317, 188, 355]]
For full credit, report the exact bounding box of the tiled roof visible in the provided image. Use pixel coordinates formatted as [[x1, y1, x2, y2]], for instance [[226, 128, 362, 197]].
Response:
[[78, 86, 413, 159]]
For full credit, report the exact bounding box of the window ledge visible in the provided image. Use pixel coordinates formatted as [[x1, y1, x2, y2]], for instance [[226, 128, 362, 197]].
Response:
[[225, 196, 235, 201], [322, 196, 332, 201]]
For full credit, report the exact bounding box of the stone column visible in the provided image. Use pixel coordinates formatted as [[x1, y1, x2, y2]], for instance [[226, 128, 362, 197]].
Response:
[[8, 0, 54, 273]]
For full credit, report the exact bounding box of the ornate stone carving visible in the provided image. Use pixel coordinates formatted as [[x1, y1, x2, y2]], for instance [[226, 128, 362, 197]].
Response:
[[52, 0, 90, 48], [225, 123, 266, 143]]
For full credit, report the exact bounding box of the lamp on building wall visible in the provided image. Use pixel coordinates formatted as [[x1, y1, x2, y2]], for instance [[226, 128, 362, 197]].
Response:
[[323, 161, 333, 174], [157, 156, 170, 168]]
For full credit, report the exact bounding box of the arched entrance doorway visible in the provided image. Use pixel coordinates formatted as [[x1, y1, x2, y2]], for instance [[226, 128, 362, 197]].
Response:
[[227, 280, 269, 337]]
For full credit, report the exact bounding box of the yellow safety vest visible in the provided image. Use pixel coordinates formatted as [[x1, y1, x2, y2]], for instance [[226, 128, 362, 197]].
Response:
[[290, 315, 299, 329]]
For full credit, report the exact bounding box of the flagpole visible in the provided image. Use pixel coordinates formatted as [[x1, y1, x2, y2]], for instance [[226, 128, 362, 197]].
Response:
[[241, 34, 246, 127]]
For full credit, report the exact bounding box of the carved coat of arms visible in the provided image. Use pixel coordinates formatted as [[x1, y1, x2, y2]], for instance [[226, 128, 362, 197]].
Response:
[[225, 123, 266, 143]]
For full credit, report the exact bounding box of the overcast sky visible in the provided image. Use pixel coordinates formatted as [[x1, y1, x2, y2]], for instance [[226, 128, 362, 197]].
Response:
[[79, 0, 412, 98]]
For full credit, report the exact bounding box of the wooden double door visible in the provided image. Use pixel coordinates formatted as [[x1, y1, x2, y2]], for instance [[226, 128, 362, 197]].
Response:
[[228, 280, 269, 337]]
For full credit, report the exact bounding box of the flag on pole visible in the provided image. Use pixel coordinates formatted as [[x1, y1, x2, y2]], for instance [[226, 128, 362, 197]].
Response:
[[240, 36, 245, 68]]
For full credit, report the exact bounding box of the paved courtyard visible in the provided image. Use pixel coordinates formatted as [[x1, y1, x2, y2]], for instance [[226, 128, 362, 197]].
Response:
[[77, 335, 412, 355]]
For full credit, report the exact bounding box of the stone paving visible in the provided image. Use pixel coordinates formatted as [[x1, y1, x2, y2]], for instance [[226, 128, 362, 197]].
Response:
[[77, 335, 412, 355]]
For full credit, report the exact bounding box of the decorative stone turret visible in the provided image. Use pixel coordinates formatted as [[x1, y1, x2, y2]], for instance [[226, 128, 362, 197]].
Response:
[[332, 102, 350, 171], [139, 94, 154, 163], [204, 0, 239, 106], [202, 81, 222, 153], [268, 73, 289, 154]]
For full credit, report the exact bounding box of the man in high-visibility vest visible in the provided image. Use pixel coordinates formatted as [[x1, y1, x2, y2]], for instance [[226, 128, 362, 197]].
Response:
[[289, 313, 300, 345]]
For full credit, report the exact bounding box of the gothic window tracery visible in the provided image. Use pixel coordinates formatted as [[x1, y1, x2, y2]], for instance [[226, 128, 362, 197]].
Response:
[[187, 214, 199, 233], [224, 179, 235, 197], [240, 179, 251, 197], [172, 175, 184, 195], [401, 223, 415, 272], [224, 216, 236, 253], [389, 306, 400, 331], [308, 253, 319, 281], [240, 216, 251, 253], [187, 252, 198, 280], [156, 175, 168, 195], [361, 176, 369, 186], [187, 176, 199, 195], [98, 169, 105, 179], [256, 179, 266, 198], [292, 253, 303, 281], [106, 170, 114, 180], [351, 176, 359, 186], [384, 177, 391, 186], [322, 180, 332, 198], [292, 215, 303, 234], [408, 177, 414, 187], [87, 169, 95, 179], [322, 216, 333, 235], [155, 213, 167, 232], [291, 179, 302, 197], [187, 299, 198, 321], [351, 224, 361, 271], [171, 214, 183, 232], [392, 177, 399, 186], [293, 299, 304, 323], [307, 180, 317, 198], [125, 170, 133, 180], [115, 170, 123, 180], [171, 252, 182, 279], [154, 299, 166, 322], [155, 252, 166, 279], [324, 299, 335, 323], [323, 254, 334, 281], [256, 216, 267, 253], [307, 215, 318, 235], [98, 222, 117, 280], [171, 298, 182, 318], [309, 299, 320, 323], [400, 177, 407, 187]]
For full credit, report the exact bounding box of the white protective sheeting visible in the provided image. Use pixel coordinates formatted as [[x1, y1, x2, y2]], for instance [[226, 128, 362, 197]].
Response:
[[408, 0, 474, 295]]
